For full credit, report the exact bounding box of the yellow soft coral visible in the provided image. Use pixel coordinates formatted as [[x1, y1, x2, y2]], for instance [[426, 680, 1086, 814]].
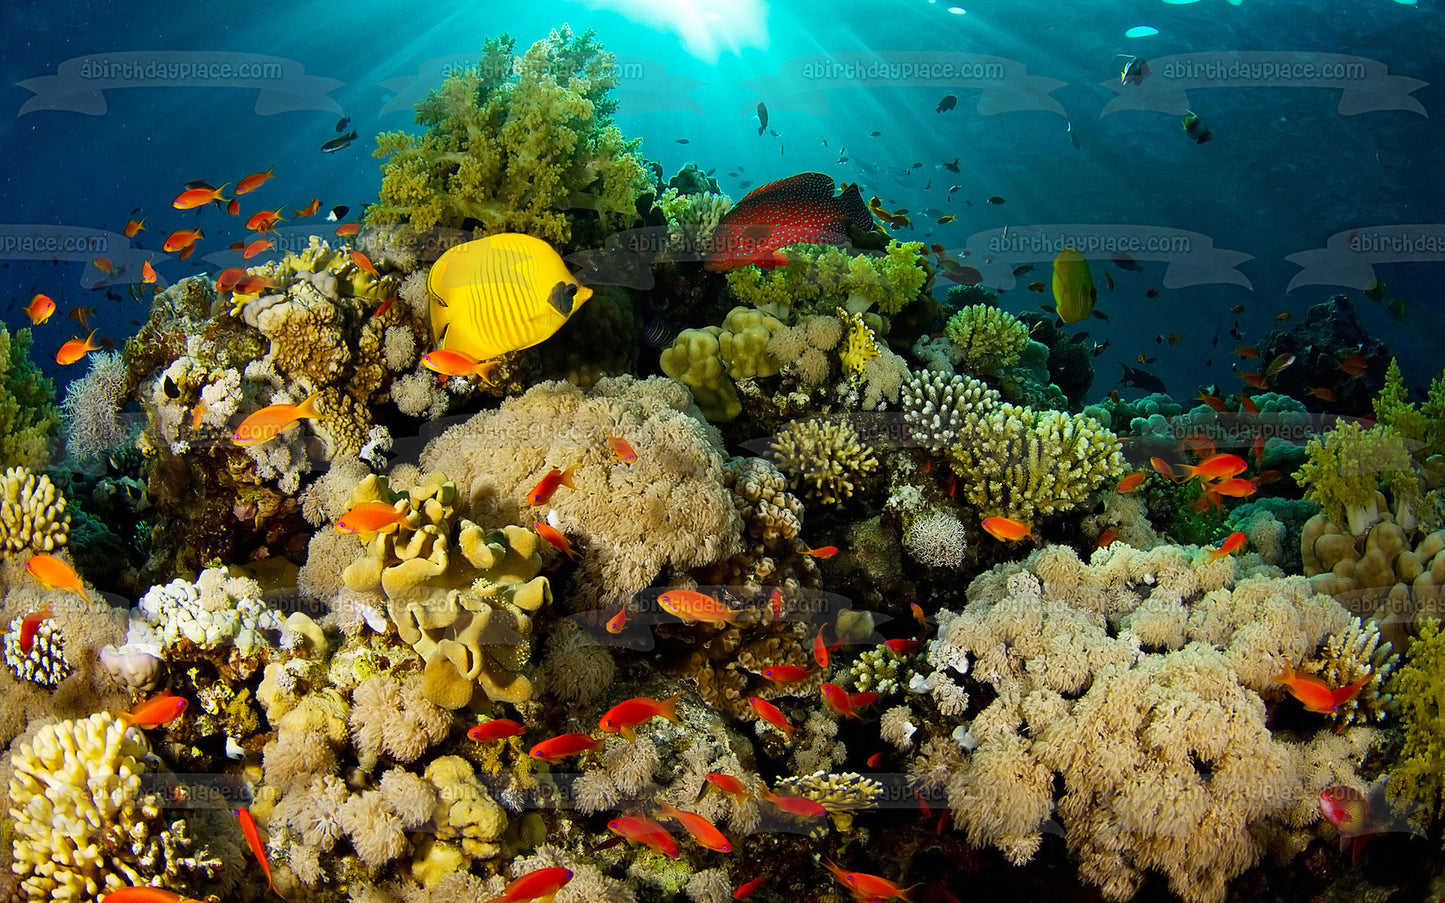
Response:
[[836, 307, 880, 380]]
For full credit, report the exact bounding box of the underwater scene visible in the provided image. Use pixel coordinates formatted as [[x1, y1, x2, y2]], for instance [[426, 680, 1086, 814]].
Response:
[[3, 0, 1445, 900]]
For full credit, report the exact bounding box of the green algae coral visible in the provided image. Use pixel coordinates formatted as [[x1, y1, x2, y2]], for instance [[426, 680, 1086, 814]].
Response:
[[724, 239, 927, 318], [944, 304, 1031, 374], [0, 324, 59, 469], [1293, 420, 1419, 535], [368, 28, 651, 246], [948, 404, 1124, 521], [1388, 618, 1445, 823]]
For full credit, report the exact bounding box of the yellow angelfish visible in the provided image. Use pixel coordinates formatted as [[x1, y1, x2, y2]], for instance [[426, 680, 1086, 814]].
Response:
[[426, 233, 593, 360], [1051, 247, 1097, 324]]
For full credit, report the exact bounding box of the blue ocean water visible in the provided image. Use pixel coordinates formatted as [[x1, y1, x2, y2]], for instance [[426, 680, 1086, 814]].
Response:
[[3, 0, 1441, 394]]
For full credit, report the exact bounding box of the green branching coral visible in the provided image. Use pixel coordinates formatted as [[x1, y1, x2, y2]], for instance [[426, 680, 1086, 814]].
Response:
[[948, 404, 1124, 521], [725, 240, 927, 318], [1293, 420, 1419, 535], [1388, 618, 1445, 824], [368, 28, 651, 246], [0, 324, 59, 469], [1374, 359, 1445, 460], [944, 305, 1031, 374]]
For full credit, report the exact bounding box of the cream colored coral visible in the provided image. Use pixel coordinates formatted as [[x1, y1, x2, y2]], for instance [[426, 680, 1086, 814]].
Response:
[[0, 466, 68, 554], [424, 755, 507, 858], [8, 714, 223, 901], [769, 417, 878, 504]]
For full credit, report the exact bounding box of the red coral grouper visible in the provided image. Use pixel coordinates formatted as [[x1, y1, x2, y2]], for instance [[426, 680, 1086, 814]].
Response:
[[703, 172, 874, 271]]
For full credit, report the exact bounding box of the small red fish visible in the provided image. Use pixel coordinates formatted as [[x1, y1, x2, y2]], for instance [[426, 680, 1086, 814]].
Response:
[[607, 815, 679, 858], [1184, 453, 1248, 481], [607, 436, 637, 463], [704, 172, 872, 272], [1150, 456, 1177, 479], [173, 183, 229, 209], [1275, 661, 1369, 714], [23, 293, 55, 325], [56, 329, 102, 365], [911, 603, 927, 628], [91, 256, 115, 274], [123, 217, 146, 237], [483, 867, 574, 903], [334, 499, 409, 536], [883, 638, 921, 655], [823, 861, 915, 902], [528, 732, 603, 763], [421, 348, 500, 383], [295, 198, 322, 218], [1252, 433, 1267, 465], [1318, 784, 1372, 863], [533, 522, 580, 560], [350, 250, 378, 276], [821, 683, 861, 720], [763, 792, 827, 818], [1234, 345, 1259, 359], [705, 772, 752, 798], [747, 696, 794, 739], [1096, 528, 1119, 548], [606, 606, 627, 634], [1337, 353, 1369, 379], [733, 876, 769, 900], [527, 465, 578, 505], [1208, 531, 1247, 561], [245, 208, 286, 232], [232, 274, 274, 295], [981, 516, 1031, 541], [141, 260, 157, 283], [1210, 478, 1257, 498], [1195, 391, 1228, 413], [1238, 393, 1260, 415], [656, 588, 747, 627], [334, 222, 361, 237], [226, 198, 240, 217], [236, 808, 284, 899], [598, 694, 681, 741], [162, 228, 204, 252], [24, 553, 89, 599], [468, 719, 525, 742], [1116, 471, 1147, 493], [1240, 371, 1270, 391], [1306, 386, 1339, 403], [867, 751, 885, 768], [232, 394, 323, 446], [813, 627, 830, 668], [101, 889, 206, 903], [374, 297, 394, 318], [761, 664, 812, 683], [243, 239, 274, 259], [805, 544, 839, 558], [655, 801, 732, 853], [770, 587, 783, 622], [120, 692, 188, 728], [18, 604, 53, 653], [235, 167, 276, 195]]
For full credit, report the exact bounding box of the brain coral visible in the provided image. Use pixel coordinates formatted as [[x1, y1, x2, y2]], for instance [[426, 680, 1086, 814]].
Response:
[[419, 375, 742, 610]]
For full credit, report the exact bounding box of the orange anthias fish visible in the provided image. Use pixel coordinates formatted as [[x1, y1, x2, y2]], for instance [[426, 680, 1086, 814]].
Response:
[[528, 732, 604, 763], [1183, 453, 1248, 482], [245, 209, 286, 233], [295, 198, 322, 218], [606, 606, 628, 634], [883, 638, 921, 655], [1337, 352, 1369, 379], [216, 268, 247, 292], [236, 808, 285, 899], [1275, 661, 1370, 715], [101, 888, 206, 903], [813, 627, 830, 668], [821, 683, 862, 720], [123, 217, 146, 237], [142, 260, 157, 283], [598, 694, 681, 741], [468, 719, 525, 742], [527, 465, 579, 506], [981, 516, 1031, 541], [1208, 531, 1247, 561], [24, 293, 55, 325], [656, 588, 747, 627], [119, 692, 188, 728], [704, 172, 874, 271], [763, 792, 827, 818], [173, 183, 229, 209], [334, 222, 361, 237], [608, 815, 679, 858], [235, 166, 276, 195], [761, 664, 812, 683], [823, 861, 916, 902], [655, 801, 732, 853], [1194, 391, 1229, 413], [243, 239, 275, 259], [421, 348, 501, 384], [18, 604, 53, 653], [56, 329, 102, 365], [25, 553, 89, 600], [1209, 478, 1257, 498], [232, 394, 323, 447], [607, 436, 637, 463], [483, 867, 574, 903], [747, 696, 795, 739], [334, 499, 410, 536], [804, 544, 839, 558], [533, 522, 580, 560], [1318, 784, 1373, 864], [1116, 471, 1147, 493], [350, 250, 378, 276], [770, 587, 783, 622], [733, 876, 769, 899], [704, 772, 752, 798], [162, 228, 204, 252]]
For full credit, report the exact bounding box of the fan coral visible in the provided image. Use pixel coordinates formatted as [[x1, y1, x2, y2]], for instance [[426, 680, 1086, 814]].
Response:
[[948, 404, 1124, 521], [769, 417, 879, 505], [943, 305, 1031, 374], [0, 466, 69, 554], [368, 28, 650, 246], [8, 713, 227, 901], [0, 324, 60, 470]]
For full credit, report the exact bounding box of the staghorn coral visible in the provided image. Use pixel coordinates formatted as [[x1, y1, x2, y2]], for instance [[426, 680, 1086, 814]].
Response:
[[368, 28, 650, 246], [0, 466, 69, 554], [0, 324, 59, 470], [8, 713, 230, 902], [948, 403, 1124, 521], [419, 375, 742, 611], [768, 417, 879, 505], [943, 304, 1031, 374]]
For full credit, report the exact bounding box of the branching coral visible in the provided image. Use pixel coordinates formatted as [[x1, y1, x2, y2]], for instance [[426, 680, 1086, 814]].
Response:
[[768, 417, 879, 505], [900, 370, 1001, 454], [724, 240, 927, 319], [368, 28, 650, 246], [943, 304, 1031, 374]]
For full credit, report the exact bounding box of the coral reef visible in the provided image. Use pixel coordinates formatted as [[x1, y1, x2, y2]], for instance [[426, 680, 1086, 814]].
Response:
[[724, 240, 928, 319], [59, 351, 132, 468], [0, 466, 69, 554], [768, 417, 879, 505], [0, 324, 59, 470], [1388, 617, 1445, 823], [944, 304, 1031, 374], [368, 28, 650, 246]]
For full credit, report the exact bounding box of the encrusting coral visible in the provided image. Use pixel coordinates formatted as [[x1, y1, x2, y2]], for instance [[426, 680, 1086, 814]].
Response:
[[368, 27, 650, 247]]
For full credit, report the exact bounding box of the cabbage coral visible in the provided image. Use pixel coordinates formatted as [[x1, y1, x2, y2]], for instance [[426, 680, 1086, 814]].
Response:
[[367, 27, 651, 247]]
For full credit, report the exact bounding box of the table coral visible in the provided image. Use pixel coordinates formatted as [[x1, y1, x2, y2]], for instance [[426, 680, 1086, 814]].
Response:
[[368, 27, 650, 246], [0, 324, 60, 470], [0, 465, 69, 554], [8, 713, 229, 902], [947, 403, 1124, 521], [337, 473, 551, 708]]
